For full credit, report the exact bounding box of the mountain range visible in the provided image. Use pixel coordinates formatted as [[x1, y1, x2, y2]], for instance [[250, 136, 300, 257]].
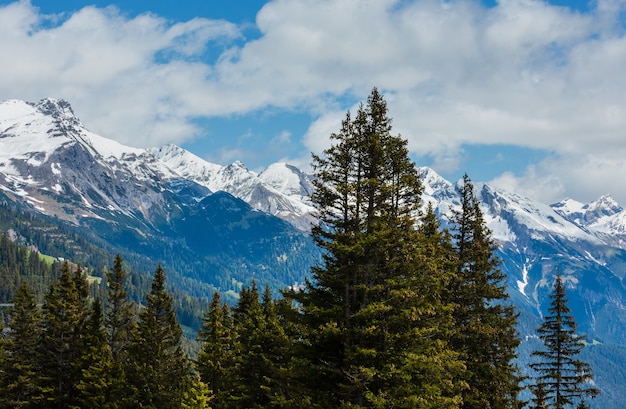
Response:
[[2, 98, 626, 407]]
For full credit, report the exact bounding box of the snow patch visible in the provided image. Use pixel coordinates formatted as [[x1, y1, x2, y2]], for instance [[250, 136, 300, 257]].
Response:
[[516, 264, 530, 296], [51, 162, 61, 175]]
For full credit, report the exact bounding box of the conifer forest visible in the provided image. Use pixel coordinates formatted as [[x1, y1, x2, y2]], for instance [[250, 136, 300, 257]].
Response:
[[0, 89, 598, 408]]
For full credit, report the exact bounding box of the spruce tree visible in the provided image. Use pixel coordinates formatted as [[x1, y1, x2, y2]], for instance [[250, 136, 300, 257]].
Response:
[[291, 88, 463, 407], [230, 283, 297, 408], [181, 372, 212, 409], [106, 254, 135, 361], [258, 285, 298, 408], [74, 297, 114, 409], [38, 261, 90, 408], [1, 282, 44, 408], [196, 291, 237, 409], [105, 254, 136, 407], [449, 175, 523, 409], [529, 273, 600, 408], [129, 264, 191, 409]]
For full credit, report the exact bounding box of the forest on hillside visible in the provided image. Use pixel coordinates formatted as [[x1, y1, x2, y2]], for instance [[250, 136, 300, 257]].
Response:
[[0, 89, 598, 408]]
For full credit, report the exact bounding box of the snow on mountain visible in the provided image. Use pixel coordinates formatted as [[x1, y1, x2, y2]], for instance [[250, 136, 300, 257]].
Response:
[[551, 194, 626, 247], [258, 163, 314, 197], [0, 99, 316, 229], [552, 194, 623, 226], [418, 167, 599, 245], [419, 166, 459, 213], [0, 98, 143, 164], [146, 144, 222, 187], [149, 145, 317, 229], [0, 98, 147, 184], [478, 183, 601, 244], [4, 97, 626, 245]]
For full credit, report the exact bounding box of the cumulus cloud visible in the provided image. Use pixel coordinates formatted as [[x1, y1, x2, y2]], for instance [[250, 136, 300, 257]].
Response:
[[0, 0, 240, 146], [2, 0, 626, 203]]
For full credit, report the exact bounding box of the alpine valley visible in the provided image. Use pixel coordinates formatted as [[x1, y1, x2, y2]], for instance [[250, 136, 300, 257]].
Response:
[[2, 98, 626, 407]]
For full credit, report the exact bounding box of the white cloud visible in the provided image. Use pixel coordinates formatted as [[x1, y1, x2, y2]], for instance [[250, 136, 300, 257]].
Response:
[[0, 1, 239, 147], [2, 0, 626, 204], [489, 151, 626, 205]]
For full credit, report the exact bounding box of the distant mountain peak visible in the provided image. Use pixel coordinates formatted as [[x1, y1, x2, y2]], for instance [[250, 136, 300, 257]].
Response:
[[259, 162, 314, 197], [34, 98, 76, 119], [586, 194, 622, 214], [553, 194, 623, 227]]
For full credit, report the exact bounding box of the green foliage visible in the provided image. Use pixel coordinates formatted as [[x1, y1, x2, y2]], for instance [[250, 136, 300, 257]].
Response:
[[529, 274, 600, 408], [0, 90, 531, 408], [0, 254, 202, 408], [73, 298, 115, 409], [128, 264, 192, 409], [197, 283, 303, 409], [286, 88, 472, 408], [0, 233, 58, 304], [449, 175, 523, 409], [182, 372, 212, 409], [38, 261, 90, 407], [196, 291, 237, 409], [0, 282, 44, 408], [103, 254, 137, 407]]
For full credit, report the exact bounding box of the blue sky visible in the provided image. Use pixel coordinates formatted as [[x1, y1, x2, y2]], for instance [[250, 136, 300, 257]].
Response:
[[1, 0, 626, 205]]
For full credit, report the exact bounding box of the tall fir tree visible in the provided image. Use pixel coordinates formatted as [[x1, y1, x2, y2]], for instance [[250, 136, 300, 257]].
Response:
[[449, 174, 523, 409], [0, 282, 44, 408], [73, 297, 115, 409], [38, 261, 90, 408], [529, 273, 600, 409], [129, 264, 191, 409], [229, 282, 297, 409], [106, 254, 135, 361], [291, 88, 464, 407], [104, 254, 136, 407], [196, 291, 238, 409]]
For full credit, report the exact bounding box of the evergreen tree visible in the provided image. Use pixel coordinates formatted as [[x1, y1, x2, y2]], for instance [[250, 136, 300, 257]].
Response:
[[258, 285, 298, 408], [231, 282, 266, 408], [104, 254, 136, 407], [129, 264, 191, 409], [291, 88, 463, 407], [228, 283, 297, 408], [0, 282, 44, 408], [38, 261, 90, 408], [449, 175, 523, 409], [106, 254, 135, 360], [181, 372, 212, 409], [74, 297, 114, 409], [529, 274, 600, 409], [196, 291, 237, 409]]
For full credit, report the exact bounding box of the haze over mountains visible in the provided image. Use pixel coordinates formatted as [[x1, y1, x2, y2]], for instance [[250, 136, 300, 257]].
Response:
[[2, 98, 626, 407]]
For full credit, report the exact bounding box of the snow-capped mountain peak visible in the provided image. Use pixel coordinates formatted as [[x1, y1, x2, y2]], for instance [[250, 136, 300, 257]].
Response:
[[586, 194, 622, 217], [552, 194, 623, 228], [149, 146, 316, 229], [258, 162, 314, 197], [34, 98, 81, 125]]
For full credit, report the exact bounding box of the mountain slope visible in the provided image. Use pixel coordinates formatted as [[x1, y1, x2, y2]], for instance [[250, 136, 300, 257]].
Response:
[[148, 145, 316, 229], [0, 98, 319, 297]]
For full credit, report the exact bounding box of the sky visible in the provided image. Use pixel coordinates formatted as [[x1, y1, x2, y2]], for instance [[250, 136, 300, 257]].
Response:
[[1, 0, 626, 206]]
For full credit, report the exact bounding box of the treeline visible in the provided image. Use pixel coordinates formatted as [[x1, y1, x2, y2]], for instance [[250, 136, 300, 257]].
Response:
[[0, 206, 209, 333], [0, 233, 62, 303], [0, 256, 207, 408]]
